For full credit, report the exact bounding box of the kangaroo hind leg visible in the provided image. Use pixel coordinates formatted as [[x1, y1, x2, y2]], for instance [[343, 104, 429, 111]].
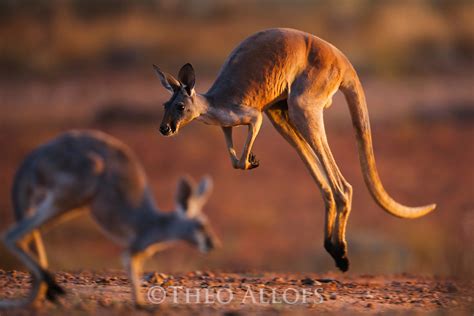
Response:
[[265, 100, 339, 269], [2, 194, 66, 307], [288, 96, 353, 272]]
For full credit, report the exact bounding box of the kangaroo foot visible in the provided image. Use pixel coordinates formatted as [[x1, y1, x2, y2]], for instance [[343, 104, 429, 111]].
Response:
[[42, 271, 66, 303]]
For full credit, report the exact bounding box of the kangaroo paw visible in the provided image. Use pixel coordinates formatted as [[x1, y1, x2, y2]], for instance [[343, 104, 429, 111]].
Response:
[[248, 152, 260, 169]]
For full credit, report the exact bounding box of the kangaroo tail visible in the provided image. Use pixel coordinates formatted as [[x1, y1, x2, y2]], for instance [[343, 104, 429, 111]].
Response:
[[340, 71, 436, 219]]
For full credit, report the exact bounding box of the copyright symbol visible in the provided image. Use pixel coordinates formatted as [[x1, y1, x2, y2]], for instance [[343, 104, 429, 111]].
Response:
[[147, 286, 166, 304]]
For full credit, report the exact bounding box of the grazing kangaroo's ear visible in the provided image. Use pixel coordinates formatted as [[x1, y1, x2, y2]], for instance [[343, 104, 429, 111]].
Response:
[[175, 176, 195, 214], [196, 176, 213, 201], [186, 176, 213, 218], [178, 63, 195, 95], [153, 64, 180, 93]]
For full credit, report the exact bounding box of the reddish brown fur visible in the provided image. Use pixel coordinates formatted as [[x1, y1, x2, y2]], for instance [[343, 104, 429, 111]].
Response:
[[155, 28, 436, 272]]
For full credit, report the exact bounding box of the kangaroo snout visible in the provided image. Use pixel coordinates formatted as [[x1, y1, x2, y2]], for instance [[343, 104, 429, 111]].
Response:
[[159, 124, 172, 136], [204, 235, 216, 253], [198, 236, 215, 254], [202, 227, 222, 254]]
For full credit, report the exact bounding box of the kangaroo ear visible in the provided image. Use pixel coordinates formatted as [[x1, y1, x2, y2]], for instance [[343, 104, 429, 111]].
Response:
[[153, 64, 180, 93], [185, 176, 213, 218], [178, 63, 195, 95], [175, 176, 195, 214], [196, 176, 213, 201]]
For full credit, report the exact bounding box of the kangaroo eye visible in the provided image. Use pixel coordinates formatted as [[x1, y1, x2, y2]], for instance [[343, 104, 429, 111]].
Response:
[[177, 103, 185, 111]]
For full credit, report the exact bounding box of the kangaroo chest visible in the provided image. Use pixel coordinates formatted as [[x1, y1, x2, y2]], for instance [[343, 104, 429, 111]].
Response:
[[197, 105, 261, 127]]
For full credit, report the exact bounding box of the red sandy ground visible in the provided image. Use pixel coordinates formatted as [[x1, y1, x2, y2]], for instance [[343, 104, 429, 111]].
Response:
[[0, 270, 473, 315]]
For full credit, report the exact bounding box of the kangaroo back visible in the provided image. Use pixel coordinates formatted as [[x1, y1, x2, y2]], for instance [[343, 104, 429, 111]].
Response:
[[11, 131, 113, 222]]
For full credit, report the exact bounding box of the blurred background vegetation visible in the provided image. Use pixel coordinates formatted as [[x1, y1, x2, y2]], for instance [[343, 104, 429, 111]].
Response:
[[0, 0, 473, 77], [0, 0, 472, 278]]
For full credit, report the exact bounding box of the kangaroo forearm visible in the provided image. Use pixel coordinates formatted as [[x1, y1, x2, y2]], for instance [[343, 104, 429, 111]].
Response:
[[238, 115, 262, 169], [222, 127, 238, 159], [240, 125, 257, 162]]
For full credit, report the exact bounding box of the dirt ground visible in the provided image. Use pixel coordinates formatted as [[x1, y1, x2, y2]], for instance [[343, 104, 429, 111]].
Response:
[[0, 269, 473, 315], [0, 72, 472, 314]]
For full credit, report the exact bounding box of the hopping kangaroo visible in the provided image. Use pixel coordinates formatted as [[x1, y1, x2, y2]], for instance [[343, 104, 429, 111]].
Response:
[[153, 28, 436, 271], [1, 130, 218, 308]]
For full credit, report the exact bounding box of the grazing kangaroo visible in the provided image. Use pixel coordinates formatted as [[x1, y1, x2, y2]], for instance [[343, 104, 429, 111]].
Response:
[[1, 130, 218, 308], [153, 28, 436, 271]]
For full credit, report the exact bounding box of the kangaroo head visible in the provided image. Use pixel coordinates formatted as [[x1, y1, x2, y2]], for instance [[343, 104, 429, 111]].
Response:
[[153, 63, 203, 136], [173, 175, 220, 253]]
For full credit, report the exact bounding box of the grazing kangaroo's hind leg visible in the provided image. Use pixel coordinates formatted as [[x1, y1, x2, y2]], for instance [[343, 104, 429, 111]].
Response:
[[265, 101, 343, 268], [288, 95, 353, 272], [28, 230, 64, 302], [1, 194, 66, 308], [30, 230, 48, 268], [25, 229, 51, 302], [0, 231, 50, 308]]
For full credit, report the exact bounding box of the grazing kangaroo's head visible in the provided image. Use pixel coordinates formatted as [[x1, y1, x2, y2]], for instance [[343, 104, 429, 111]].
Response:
[[153, 63, 202, 136], [172, 175, 219, 253]]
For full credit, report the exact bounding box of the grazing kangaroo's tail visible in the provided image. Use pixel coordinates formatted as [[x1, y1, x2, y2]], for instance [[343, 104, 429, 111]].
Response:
[[340, 72, 436, 219]]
